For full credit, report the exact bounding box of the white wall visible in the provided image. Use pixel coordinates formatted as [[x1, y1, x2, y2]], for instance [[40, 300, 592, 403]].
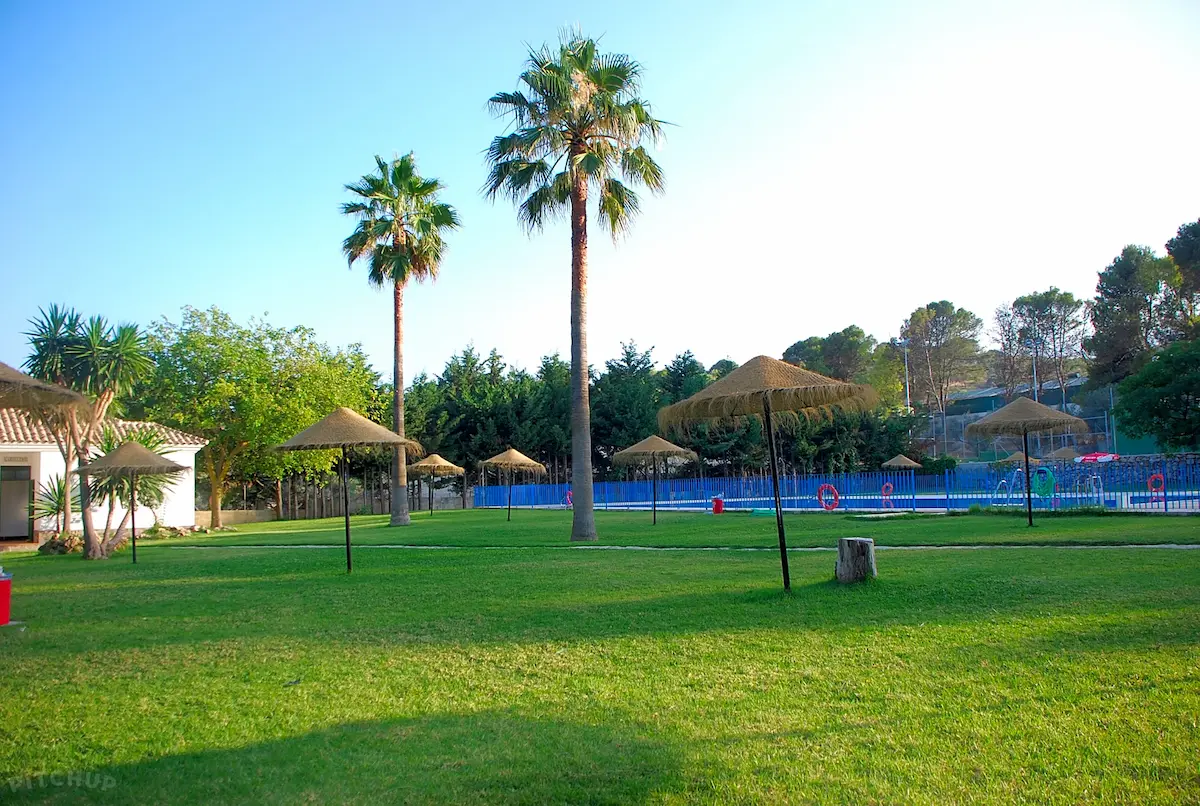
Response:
[[1, 445, 199, 533]]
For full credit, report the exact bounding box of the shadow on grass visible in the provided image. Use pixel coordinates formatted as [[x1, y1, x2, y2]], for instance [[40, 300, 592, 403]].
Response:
[[4, 710, 686, 805]]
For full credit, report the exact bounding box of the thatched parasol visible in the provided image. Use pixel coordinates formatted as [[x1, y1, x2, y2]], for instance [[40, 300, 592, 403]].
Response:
[[658, 355, 877, 591], [480, 448, 546, 522], [279, 407, 424, 453], [278, 407, 424, 573], [612, 435, 696, 525], [881, 454, 921, 470], [408, 454, 465, 517], [967, 396, 1087, 526], [1045, 446, 1079, 461], [0, 361, 87, 411], [76, 442, 186, 565], [881, 454, 920, 512], [997, 451, 1039, 465]]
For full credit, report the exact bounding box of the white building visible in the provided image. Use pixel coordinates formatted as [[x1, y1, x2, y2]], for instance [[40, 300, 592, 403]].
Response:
[[0, 408, 206, 542]]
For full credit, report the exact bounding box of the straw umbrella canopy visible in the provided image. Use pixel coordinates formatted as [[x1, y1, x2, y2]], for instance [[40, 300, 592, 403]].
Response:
[[997, 451, 1040, 465], [612, 435, 697, 525], [75, 442, 186, 565], [966, 396, 1087, 526], [480, 448, 546, 522], [881, 454, 920, 512], [1045, 446, 1079, 461], [658, 355, 877, 591], [407, 454, 465, 517], [278, 407, 423, 572], [881, 454, 921, 470], [0, 361, 87, 411]]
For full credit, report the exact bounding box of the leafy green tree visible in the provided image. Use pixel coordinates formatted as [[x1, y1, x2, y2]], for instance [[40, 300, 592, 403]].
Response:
[[822, 326, 876, 381], [1085, 245, 1182, 386], [24, 305, 153, 558], [660, 351, 708, 405], [709, 359, 738, 380], [237, 337, 381, 516], [342, 153, 460, 527], [901, 301, 983, 412], [403, 372, 450, 454], [140, 307, 377, 527], [529, 354, 572, 480], [989, 303, 1028, 402], [485, 32, 665, 541], [783, 327, 875, 381], [591, 342, 659, 474], [1114, 339, 1200, 451], [1013, 293, 1054, 399], [782, 337, 828, 373], [864, 343, 905, 410], [1014, 287, 1085, 409], [1166, 219, 1200, 335]]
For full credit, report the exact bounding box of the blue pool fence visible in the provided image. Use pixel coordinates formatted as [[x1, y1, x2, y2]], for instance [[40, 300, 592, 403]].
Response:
[[474, 457, 1200, 514]]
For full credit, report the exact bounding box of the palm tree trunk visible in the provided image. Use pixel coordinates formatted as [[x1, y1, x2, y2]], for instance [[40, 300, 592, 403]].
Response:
[[79, 467, 103, 558], [61, 442, 74, 535], [569, 169, 597, 541], [391, 280, 411, 526]]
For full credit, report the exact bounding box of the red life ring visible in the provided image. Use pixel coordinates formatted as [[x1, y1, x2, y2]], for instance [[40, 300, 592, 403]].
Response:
[[881, 482, 894, 509], [1148, 473, 1165, 493], [817, 484, 839, 511]]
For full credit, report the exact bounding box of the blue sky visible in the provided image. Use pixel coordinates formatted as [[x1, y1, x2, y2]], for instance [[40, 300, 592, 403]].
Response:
[[2, 0, 1197, 382]]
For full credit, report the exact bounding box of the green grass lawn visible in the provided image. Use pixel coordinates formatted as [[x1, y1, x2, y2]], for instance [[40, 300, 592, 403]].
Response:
[[143, 507, 1200, 549], [1, 511, 1198, 804]]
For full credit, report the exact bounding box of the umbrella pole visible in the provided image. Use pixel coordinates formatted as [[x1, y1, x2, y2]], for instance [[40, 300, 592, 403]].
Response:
[[507, 469, 513, 522], [342, 447, 352, 573], [652, 453, 658, 525], [430, 471, 435, 516], [1022, 430, 1033, 527], [763, 396, 791, 591], [131, 471, 137, 565]]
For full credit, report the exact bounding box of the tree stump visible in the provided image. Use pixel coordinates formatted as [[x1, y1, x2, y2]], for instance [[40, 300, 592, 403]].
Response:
[[835, 537, 877, 584]]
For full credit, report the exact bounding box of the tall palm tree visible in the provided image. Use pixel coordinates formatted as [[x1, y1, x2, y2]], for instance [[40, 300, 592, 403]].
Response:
[[485, 32, 665, 541], [342, 154, 459, 526]]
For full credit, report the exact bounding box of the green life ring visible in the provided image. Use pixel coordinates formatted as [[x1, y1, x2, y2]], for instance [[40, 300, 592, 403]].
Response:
[[1031, 467, 1056, 498]]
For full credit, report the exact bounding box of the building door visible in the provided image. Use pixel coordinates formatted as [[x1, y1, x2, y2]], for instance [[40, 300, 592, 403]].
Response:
[[0, 466, 33, 540]]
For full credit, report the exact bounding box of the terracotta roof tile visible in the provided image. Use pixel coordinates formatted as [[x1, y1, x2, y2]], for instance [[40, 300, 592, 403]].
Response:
[[0, 408, 207, 448]]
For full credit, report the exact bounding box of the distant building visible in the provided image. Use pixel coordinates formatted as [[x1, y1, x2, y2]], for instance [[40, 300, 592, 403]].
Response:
[[924, 374, 1158, 458], [946, 375, 1089, 416], [0, 408, 206, 542]]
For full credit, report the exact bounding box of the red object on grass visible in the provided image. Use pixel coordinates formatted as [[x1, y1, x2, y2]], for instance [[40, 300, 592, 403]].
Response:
[[0, 571, 10, 627], [712, 496, 724, 514]]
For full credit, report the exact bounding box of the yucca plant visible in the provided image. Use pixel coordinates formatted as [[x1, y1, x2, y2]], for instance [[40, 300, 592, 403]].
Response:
[[32, 474, 81, 534], [88, 426, 172, 551], [25, 304, 153, 558]]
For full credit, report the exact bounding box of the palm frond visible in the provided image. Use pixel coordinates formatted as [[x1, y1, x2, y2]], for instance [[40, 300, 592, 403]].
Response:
[[597, 178, 640, 235], [519, 179, 571, 231], [341, 154, 457, 289], [620, 145, 665, 192], [486, 32, 664, 239]]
